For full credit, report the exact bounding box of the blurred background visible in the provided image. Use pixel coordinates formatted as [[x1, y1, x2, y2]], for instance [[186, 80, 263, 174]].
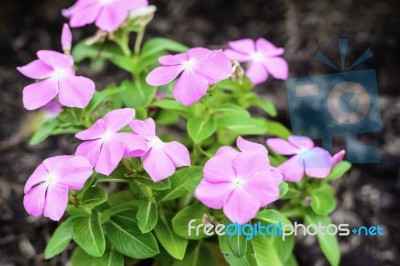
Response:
[[0, 0, 399, 265]]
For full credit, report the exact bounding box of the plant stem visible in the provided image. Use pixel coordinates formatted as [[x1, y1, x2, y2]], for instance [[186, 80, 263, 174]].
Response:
[[121, 158, 133, 173], [134, 29, 145, 55]]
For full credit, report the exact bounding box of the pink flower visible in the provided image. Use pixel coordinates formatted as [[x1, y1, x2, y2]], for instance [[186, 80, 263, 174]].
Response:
[[23, 155, 93, 221], [17, 50, 95, 110], [75, 108, 147, 175], [42, 100, 62, 117], [63, 0, 149, 32], [146, 47, 232, 106], [224, 38, 289, 84], [129, 118, 191, 181], [195, 137, 282, 224], [267, 136, 345, 182], [61, 23, 72, 52]]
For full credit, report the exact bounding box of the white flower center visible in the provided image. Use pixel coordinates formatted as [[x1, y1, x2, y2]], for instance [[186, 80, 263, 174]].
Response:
[[250, 52, 265, 62], [101, 131, 113, 142], [149, 137, 164, 149], [46, 173, 58, 185], [232, 177, 244, 188], [100, 0, 113, 5], [182, 60, 195, 70]]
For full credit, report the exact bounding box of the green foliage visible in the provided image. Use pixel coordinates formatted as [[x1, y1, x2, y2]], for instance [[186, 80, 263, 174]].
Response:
[[30, 9, 352, 265]]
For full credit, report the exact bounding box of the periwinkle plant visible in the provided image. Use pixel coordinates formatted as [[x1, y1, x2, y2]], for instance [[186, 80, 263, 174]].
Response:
[[17, 1, 351, 265]]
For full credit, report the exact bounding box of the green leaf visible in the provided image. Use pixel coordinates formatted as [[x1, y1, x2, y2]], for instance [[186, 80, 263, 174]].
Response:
[[105, 215, 159, 259], [100, 202, 139, 223], [152, 99, 188, 112], [305, 212, 340, 266], [72, 41, 134, 72], [80, 187, 108, 208], [218, 234, 256, 266], [141, 38, 188, 58], [173, 243, 215, 266], [154, 216, 188, 260], [120, 79, 157, 108], [132, 175, 171, 191], [44, 217, 76, 259], [187, 118, 216, 143], [72, 210, 106, 257], [324, 161, 351, 182], [255, 209, 292, 230], [265, 120, 291, 138], [252, 235, 282, 266], [155, 109, 180, 125], [159, 166, 203, 201], [94, 249, 124, 266], [216, 114, 267, 135], [310, 185, 336, 215], [214, 103, 250, 117], [71, 247, 96, 266], [29, 117, 58, 145], [136, 201, 158, 233], [171, 204, 208, 240], [154, 215, 188, 260], [244, 93, 277, 116], [226, 230, 247, 258], [279, 181, 289, 198]]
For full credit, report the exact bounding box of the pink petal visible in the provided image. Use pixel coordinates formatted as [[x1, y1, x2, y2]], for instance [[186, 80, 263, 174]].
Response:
[[142, 148, 176, 182], [58, 76, 95, 108], [95, 5, 128, 32], [288, 135, 314, 151], [24, 164, 49, 194], [114, 0, 148, 9], [232, 152, 270, 179], [203, 154, 236, 182], [146, 65, 184, 86], [224, 49, 250, 62], [61, 23, 73, 51], [117, 132, 148, 157], [263, 56, 289, 80], [41, 155, 73, 174], [332, 150, 346, 166], [227, 39, 255, 55], [255, 38, 284, 57], [129, 118, 156, 141], [75, 140, 103, 167], [163, 141, 191, 167], [301, 148, 331, 178], [96, 139, 125, 175], [278, 155, 304, 182], [75, 119, 107, 140], [244, 170, 280, 206], [266, 138, 301, 155], [195, 180, 233, 209], [58, 156, 93, 190], [223, 188, 260, 224], [215, 146, 240, 159], [102, 108, 135, 132], [17, 60, 54, 79], [236, 137, 268, 156], [23, 78, 58, 110], [69, 3, 101, 28], [189, 48, 233, 84], [43, 183, 69, 221], [158, 53, 189, 65], [246, 62, 268, 84], [23, 183, 47, 217], [172, 70, 209, 106], [36, 50, 74, 69]]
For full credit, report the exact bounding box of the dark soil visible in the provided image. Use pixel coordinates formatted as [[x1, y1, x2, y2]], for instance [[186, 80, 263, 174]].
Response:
[[1, 0, 399, 265]]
